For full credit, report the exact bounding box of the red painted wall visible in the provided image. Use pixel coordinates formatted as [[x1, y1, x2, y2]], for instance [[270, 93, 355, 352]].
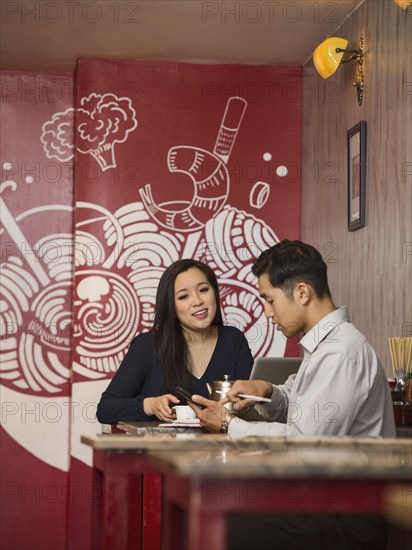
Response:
[[1, 61, 301, 549], [0, 70, 74, 550]]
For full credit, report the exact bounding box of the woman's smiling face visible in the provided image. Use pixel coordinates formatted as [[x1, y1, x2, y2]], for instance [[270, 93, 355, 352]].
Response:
[[174, 267, 217, 334]]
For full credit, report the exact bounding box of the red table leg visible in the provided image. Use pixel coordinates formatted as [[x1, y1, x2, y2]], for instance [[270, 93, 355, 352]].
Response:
[[142, 473, 162, 550], [92, 450, 162, 550]]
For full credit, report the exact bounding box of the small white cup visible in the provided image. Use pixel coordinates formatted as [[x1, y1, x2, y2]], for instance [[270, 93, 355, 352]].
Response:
[[174, 405, 197, 421]]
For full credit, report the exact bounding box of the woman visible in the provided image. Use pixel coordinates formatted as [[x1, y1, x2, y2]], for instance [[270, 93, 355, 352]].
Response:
[[96, 259, 253, 423]]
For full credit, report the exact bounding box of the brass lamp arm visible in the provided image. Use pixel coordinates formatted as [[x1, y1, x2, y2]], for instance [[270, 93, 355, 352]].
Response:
[[335, 48, 363, 63]]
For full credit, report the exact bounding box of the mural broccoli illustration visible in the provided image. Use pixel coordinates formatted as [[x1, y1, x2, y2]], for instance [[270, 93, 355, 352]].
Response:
[[77, 93, 138, 170], [41, 93, 138, 171], [40, 108, 75, 162]]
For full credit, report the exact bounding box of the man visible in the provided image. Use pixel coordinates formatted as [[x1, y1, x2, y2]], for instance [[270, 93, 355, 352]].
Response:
[[191, 240, 395, 549]]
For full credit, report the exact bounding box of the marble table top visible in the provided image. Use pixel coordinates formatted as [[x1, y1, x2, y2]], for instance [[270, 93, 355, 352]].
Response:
[[116, 421, 204, 436], [147, 438, 412, 480], [115, 420, 412, 439], [82, 432, 230, 450], [82, 426, 412, 480], [82, 421, 412, 479]]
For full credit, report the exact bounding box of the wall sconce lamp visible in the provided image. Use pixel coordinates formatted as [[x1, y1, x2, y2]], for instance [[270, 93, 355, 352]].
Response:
[[313, 35, 364, 106], [393, 0, 412, 8]]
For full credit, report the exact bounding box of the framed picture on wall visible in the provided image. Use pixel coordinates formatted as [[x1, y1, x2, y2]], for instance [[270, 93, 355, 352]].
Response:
[[347, 121, 367, 231]]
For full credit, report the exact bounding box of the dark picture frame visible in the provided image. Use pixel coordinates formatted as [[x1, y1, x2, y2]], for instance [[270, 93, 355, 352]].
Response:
[[347, 121, 367, 231]]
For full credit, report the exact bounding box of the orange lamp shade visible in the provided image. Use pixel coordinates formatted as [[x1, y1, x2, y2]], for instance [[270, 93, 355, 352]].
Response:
[[313, 37, 349, 79], [393, 0, 412, 8]]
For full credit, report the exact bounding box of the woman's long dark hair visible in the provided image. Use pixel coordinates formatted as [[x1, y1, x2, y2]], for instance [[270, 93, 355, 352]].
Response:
[[153, 259, 223, 393]]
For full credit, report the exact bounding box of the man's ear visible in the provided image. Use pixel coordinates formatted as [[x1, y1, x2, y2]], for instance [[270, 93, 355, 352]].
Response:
[[294, 282, 311, 305]]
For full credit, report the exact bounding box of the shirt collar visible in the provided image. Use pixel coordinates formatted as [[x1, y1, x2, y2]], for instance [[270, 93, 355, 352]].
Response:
[[300, 306, 349, 353]]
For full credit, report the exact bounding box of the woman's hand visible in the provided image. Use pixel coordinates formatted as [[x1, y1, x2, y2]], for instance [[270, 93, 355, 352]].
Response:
[[143, 394, 180, 421], [190, 395, 228, 433]]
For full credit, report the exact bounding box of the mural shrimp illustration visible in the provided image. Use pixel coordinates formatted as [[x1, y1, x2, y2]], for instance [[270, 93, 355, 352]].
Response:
[[139, 96, 247, 232]]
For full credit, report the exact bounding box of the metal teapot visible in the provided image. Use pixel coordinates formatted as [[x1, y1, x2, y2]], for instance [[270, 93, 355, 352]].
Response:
[[206, 374, 235, 411]]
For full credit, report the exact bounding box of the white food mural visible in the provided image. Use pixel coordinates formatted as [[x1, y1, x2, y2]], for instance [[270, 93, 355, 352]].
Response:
[[2, 92, 289, 467]]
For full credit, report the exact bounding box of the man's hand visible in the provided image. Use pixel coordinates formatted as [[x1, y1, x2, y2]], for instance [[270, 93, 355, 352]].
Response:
[[190, 395, 228, 433], [143, 394, 180, 421], [226, 380, 273, 410]]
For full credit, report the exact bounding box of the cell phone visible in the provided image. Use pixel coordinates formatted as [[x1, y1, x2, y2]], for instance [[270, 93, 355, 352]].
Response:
[[175, 386, 206, 409]]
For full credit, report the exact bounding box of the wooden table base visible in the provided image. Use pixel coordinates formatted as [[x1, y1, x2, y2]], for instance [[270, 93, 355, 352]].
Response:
[[92, 450, 162, 550]]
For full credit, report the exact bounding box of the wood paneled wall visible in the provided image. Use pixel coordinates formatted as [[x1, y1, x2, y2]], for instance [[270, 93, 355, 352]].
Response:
[[301, 0, 411, 374]]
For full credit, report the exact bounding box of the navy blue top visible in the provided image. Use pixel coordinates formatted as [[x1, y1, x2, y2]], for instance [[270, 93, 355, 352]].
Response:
[[96, 325, 253, 423]]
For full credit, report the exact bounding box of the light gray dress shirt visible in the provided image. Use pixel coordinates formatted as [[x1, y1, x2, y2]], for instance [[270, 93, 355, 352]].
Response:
[[229, 307, 396, 438]]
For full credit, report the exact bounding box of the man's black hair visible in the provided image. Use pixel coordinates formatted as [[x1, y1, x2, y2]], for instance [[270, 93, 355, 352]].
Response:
[[252, 240, 332, 299]]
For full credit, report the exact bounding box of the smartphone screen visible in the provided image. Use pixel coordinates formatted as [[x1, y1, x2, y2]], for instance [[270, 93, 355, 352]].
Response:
[[175, 386, 206, 409]]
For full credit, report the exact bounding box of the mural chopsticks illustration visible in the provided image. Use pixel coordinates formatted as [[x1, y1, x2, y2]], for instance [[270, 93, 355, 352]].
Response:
[[139, 97, 247, 232]]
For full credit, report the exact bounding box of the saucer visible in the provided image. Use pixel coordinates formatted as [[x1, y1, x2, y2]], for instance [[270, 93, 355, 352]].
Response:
[[158, 418, 201, 428]]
